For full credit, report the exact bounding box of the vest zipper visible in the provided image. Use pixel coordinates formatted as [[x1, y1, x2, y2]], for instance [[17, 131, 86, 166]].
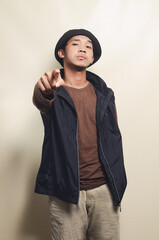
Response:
[[76, 120, 80, 202], [99, 134, 121, 206]]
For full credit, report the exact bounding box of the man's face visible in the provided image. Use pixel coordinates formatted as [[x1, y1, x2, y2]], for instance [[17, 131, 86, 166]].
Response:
[[58, 35, 94, 69]]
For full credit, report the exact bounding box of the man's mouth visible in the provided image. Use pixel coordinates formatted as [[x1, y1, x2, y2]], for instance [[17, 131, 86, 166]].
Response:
[[77, 55, 87, 60]]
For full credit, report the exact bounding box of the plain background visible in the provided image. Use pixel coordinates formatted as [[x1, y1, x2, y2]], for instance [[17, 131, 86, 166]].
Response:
[[0, 0, 159, 239]]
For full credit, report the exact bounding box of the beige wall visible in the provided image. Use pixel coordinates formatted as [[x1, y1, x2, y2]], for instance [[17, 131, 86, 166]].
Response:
[[1, 0, 159, 239]]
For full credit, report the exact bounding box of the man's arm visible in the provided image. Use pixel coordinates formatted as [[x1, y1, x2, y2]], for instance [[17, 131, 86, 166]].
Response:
[[32, 69, 64, 115]]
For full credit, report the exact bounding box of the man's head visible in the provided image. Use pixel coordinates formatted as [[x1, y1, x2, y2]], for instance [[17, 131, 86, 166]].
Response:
[[54, 29, 102, 68]]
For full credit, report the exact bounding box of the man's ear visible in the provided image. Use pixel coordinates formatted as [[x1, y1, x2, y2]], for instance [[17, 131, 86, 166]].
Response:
[[58, 49, 65, 59], [91, 56, 94, 64]]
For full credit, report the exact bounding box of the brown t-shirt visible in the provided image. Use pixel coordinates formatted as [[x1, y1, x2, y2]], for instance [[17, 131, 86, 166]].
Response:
[[64, 82, 106, 190]]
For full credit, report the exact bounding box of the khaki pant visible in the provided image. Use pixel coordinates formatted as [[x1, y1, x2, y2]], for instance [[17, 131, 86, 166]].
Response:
[[49, 184, 119, 240]]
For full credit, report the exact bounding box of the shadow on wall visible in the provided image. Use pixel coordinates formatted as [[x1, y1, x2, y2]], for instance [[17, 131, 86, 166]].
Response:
[[0, 145, 51, 240], [18, 161, 51, 240], [16, 109, 51, 239], [16, 98, 51, 239]]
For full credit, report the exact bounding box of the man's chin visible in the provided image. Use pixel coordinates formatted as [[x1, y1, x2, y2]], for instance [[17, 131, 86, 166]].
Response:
[[74, 61, 91, 69], [64, 61, 90, 71], [68, 64, 88, 71]]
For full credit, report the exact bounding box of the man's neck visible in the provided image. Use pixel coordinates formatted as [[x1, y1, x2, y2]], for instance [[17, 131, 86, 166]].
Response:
[[63, 67, 88, 89]]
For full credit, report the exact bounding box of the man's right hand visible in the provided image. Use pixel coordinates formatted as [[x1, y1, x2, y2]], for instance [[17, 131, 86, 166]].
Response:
[[37, 69, 65, 95]]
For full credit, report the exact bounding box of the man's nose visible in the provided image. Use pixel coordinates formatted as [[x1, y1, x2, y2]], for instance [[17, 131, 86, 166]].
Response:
[[78, 43, 86, 53], [79, 48, 86, 53]]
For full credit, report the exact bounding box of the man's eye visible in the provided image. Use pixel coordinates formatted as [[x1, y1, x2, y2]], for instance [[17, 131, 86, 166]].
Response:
[[72, 43, 78, 46], [86, 46, 92, 49]]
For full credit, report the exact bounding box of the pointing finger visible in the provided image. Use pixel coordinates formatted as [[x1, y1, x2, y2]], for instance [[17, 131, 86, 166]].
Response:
[[53, 69, 60, 81]]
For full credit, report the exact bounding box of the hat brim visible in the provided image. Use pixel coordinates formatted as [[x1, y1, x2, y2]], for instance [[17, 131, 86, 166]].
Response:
[[54, 29, 102, 67]]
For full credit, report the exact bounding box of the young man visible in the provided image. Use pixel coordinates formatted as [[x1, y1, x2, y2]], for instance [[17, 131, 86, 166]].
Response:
[[33, 29, 127, 240]]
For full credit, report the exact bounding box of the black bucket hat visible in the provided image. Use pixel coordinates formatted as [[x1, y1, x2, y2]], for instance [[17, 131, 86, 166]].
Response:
[[54, 29, 102, 67]]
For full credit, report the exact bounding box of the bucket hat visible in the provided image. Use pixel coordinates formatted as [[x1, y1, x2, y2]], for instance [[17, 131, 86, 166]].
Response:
[[54, 29, 102, 67]]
